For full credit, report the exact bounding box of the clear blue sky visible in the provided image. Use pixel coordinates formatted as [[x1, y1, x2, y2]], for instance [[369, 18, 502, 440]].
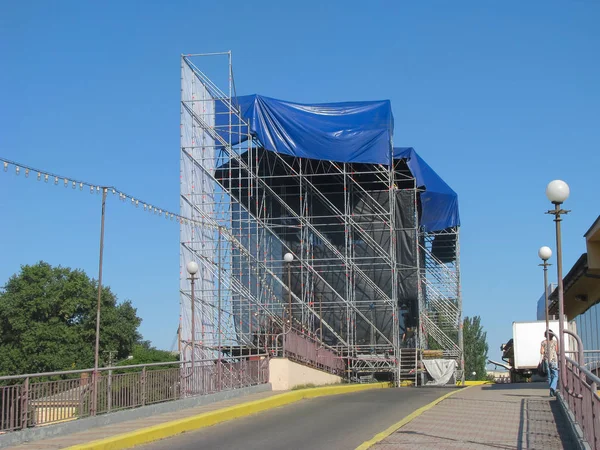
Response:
[[1, 1, 598, 364]]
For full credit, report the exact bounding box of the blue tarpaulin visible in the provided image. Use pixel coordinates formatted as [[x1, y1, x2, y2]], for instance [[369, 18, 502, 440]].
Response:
[[215, 94, 458, 232], [393, 147, 460, 232], [217, 94, 394, 165]]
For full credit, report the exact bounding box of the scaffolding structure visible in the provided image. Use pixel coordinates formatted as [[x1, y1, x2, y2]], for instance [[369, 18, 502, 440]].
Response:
[[179, 53, 464, 385]]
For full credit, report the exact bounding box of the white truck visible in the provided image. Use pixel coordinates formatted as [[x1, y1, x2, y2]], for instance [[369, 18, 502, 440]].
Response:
[[489, 320, 573, 383]]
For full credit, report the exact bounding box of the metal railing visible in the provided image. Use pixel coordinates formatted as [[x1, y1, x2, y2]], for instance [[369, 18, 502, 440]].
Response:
[[564, 356, 600, 449], [281, 330, 345, 376], [0, 355, 269, 433]]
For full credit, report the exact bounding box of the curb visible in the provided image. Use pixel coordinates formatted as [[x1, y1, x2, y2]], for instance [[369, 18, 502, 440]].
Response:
[[66, 382, 392, 450], [457, 381, 494, 386], [355, 385, 472, 450]]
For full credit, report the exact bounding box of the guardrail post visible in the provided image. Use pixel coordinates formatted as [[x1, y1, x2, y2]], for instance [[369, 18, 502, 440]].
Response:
[[141, 367, 147, 407], [90, 371, 97, 416], [107, 369, 112, 412], [20, 377, 29, 429], [591, 380, 597, 446]]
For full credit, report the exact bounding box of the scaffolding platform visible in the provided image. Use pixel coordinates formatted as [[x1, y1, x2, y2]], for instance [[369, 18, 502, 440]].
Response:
[[178, 53, 464, 384]]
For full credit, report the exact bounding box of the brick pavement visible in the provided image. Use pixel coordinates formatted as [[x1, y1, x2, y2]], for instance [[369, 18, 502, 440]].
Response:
[[373, 383, 575, 450]]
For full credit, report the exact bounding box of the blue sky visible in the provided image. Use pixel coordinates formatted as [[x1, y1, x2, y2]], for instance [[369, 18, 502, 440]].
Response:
[[0, 1, 598, 363]]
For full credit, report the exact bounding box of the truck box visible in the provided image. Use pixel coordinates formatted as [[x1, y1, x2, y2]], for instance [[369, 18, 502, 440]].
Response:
[[512, 320, 573, 369]]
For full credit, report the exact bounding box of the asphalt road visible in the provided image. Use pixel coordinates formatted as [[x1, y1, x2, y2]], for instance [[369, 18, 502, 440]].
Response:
[[138, 387, 454, 450]]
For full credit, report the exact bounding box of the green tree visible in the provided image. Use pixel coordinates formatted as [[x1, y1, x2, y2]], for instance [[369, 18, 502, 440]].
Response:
[[463, 315, 489, 381], [120, 341, 179, 366], [0, 262, 142, 376]]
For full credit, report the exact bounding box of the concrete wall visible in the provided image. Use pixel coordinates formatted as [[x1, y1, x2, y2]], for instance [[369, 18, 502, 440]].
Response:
[[269, 358, 342, 390]]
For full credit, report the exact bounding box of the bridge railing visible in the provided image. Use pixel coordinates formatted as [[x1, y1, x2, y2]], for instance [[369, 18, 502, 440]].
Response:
[[0, 355, 269, 433], [564, 356, 600, 449]]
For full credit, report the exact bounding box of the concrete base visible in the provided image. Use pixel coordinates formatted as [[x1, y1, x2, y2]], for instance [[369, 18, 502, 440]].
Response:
[[0, 383, 272, 449], [269, 358, 342, 391]]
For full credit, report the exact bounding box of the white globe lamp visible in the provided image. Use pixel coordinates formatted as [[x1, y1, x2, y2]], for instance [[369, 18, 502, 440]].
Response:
[[538, 246, 552, 261], [546, 180, 570, 204], [283, 253, 294, 263], [186, 261, 199, 275]]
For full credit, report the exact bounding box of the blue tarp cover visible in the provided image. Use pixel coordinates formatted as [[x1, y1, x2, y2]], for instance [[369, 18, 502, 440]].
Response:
[[394, 147, 460, 232], [215, 94, 458, 232], [219, 94, 394, 165]]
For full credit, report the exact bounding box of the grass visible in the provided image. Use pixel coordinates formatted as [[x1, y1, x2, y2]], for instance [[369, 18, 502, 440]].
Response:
[[290, 383, 317, 390]]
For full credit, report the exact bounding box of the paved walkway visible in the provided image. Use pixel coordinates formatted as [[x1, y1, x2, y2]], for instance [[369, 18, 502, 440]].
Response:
[[372, 383, 575, 450], [3, 391, 280, 450]]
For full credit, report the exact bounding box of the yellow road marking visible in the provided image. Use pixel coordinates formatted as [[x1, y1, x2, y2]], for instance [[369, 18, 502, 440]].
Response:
[[355, 385, 474, 450], [66, 382, 392, 450]]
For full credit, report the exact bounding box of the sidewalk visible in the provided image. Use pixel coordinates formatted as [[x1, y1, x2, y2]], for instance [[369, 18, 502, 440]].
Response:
[[371, 383, 575, 449], [3, 390, 279, 450]]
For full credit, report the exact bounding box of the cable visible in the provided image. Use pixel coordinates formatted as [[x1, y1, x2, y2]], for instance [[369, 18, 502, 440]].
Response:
[[1, 156, 212, 228]]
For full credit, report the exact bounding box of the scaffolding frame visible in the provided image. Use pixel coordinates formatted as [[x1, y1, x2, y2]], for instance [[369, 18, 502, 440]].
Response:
[[179, 53, 464, 385]]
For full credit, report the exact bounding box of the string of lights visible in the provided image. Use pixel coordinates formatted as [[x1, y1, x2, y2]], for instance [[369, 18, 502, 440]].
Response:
[[0, 156, 207, 228]]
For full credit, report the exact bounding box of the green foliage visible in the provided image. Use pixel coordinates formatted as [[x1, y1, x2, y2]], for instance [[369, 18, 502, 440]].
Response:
[[0, 262, 142, 376], [113, 341, 178, 373], [464, 316, 489, 381], [290, 383, 316, 390]]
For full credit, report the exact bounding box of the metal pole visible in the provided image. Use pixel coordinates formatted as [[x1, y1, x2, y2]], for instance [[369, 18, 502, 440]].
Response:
[[543, 260, 550, 367], [190, 275, 196, 394], [217, 227, 222, 390], [554, 203, 567, 391], [286, 261, 292, 358], [92, 187, 107, 416], [288, 262, 292, 327]]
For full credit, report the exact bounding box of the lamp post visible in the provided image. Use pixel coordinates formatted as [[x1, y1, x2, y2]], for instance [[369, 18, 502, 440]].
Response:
[[545, 180, 570, 392], [91, 187, 107, 417], [284, 252, 294, 357], [538, 245, 552, 369], [186, 260, 199, 394]]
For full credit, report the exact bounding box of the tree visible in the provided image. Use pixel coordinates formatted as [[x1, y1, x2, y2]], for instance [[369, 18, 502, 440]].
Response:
[[463, 316, 489, 381], [0, 262, 142, 376], [119, 341, 179, 367]]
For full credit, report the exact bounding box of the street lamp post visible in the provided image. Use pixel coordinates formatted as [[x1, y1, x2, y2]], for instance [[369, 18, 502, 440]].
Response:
[[538, 245, 552, 370], [545, 180, 570, 393], [283, 252, 294, 357], [186, 260, 199, 394], [91, 187, 107, 417]]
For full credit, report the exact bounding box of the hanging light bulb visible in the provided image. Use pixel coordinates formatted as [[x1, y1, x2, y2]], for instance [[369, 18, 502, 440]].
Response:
[[54, 177, 59, 185], [143, 204, 147, 211], [96, 186, 100, 194], [64, 178, 68, 187], [159, 209, 162, 216], [135, 200, 139, 207], [25, 169, 29, 178], [112, 188, 116, 195], [72, 181, 76, 189], [37, 172, 41, 181], [79, 183, 83, 190], [90, 185, 94, 193], [44, 174, 49, 183], [15, 166, 20, 175], [131, 198, 135, 205], [3, 162, 8, 172]]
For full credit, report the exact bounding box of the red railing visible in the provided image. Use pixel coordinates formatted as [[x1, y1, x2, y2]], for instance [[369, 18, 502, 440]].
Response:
[[563, 356, 600, 449], [0, 355, 269, 433], [282, 330, 345, 376]]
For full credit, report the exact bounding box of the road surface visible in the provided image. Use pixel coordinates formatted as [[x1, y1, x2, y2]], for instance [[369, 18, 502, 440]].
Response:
[[138, 387, 453, 450]]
